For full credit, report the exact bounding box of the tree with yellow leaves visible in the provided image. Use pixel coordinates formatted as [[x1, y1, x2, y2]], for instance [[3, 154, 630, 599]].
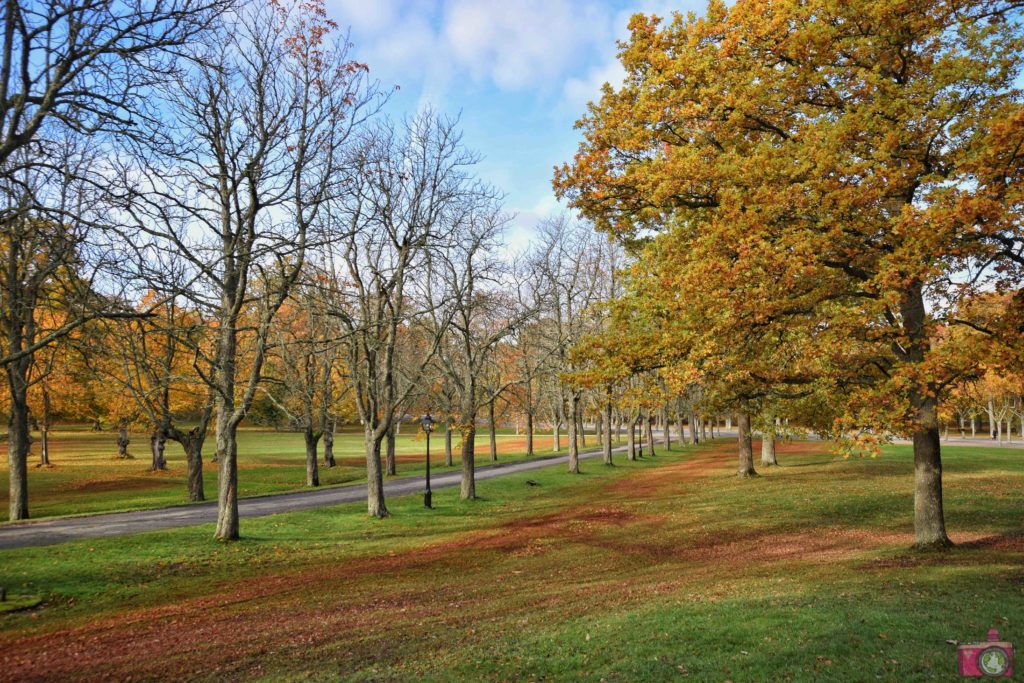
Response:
[[556, 0, 1024, 548]]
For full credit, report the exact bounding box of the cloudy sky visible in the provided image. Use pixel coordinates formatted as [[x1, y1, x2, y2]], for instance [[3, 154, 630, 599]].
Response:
[[327, 0, 708, 248]]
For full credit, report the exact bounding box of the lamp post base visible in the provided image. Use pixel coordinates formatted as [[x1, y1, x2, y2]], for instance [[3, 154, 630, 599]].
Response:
[[424, 490, 432, 508]]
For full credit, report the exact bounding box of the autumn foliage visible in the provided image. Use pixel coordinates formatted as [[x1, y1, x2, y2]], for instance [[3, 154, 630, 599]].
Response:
[[555, 0, 1024, 547]]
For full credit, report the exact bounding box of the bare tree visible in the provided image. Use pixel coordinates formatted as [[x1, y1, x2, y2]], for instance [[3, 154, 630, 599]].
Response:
[[325, 112, 479, 517], [262, 279, 346, 487], [1, 0, 233, 521], [429, 205, 532, 500], [1, 142, 132, 519], [115, 1, 375, 538], [530, 216, 608, 474]]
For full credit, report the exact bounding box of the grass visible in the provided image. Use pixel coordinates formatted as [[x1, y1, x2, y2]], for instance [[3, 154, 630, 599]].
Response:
[[0, 439, 1021, 681], [0, 425, 577, 521]]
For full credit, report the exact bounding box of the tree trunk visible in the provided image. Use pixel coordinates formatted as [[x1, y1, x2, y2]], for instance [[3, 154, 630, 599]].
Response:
[[971, 415, 976, 438], [460, 420, 476, 500], [444, 423, 453, 467], [761, 428, 777, 466], [901, 284, 952, 549], [214, 418, 240, 540], [365, 425, 387, 518], [675, 399, 685, 446], [568, 393, 581, 473], [488, 399, 497, 462], [38, 389, 52, 467], [385, 420, 396, 476], [149, 430, 167, 471], [577, 409, 586, 448], [987, 398, 997, 439], [602, 391, 613, 466], [736, 412, 757, 477], [39, 424, 50, 467], [701, 418, 707, 443], [117, 424, 131, 459], [661, 404, 671, 451], [6, 368, 30, 519], [185, 437, 204, 502], [645, 413, 656, 456], [911, 395, 950, 548], [525, 411, 534, 456], [167, 421, 208, 502], [627, 417, 636, 461], [304, 426, 320, 487], [552, 415, 561, 452], [323, 416, 336, 468]]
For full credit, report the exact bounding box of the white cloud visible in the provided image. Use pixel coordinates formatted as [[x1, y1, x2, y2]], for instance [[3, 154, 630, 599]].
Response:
[[331, 0, 401, 33], [327, 0, 706, 104], [441, 0, 612, 92], [329, 0, 621, 101], [562, 57, 626, 109]]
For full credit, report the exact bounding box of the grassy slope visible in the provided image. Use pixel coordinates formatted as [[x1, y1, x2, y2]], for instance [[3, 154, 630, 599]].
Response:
[[0, 426, 571, 521], [0, 440, 1021, 681]]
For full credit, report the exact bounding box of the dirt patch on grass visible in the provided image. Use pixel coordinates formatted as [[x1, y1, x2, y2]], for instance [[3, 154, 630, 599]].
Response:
[[860, 531, 1024, 570], [62, 476, 177, 494]]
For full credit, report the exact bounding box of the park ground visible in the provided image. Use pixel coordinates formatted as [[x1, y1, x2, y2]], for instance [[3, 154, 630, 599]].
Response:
[[0, 438, 1021, 681], [0, 426, 567, 521]]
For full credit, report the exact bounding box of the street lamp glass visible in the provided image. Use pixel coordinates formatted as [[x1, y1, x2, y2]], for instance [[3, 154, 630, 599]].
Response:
[[420, 414, 435, 433]]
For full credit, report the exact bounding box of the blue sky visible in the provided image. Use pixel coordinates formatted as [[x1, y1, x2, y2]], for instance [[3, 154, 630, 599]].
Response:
[[327, 0, 708, 248]]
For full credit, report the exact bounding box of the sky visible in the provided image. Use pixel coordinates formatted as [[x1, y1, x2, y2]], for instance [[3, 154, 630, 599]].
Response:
[[326, 0, 708, 249]]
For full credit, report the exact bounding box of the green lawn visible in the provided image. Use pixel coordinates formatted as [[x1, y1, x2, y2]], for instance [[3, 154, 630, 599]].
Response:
[[0, 425, 579, 521], [0, 439, 1020, 681]]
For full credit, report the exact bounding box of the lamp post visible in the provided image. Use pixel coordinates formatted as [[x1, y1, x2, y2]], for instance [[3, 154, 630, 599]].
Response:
[[420, 413, 435, 508]]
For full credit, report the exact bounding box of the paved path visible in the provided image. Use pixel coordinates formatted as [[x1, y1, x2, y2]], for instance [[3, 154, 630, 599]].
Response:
[[0, 445, 626, 551]]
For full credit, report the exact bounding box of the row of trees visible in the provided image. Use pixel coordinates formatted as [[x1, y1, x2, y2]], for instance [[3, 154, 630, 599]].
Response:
[[555, 0, 1024, 549], [948, 369, 1024, 443], [1, 0, 653, 536]]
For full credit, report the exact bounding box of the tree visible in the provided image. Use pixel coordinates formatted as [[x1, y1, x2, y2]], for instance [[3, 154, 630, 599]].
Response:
[[555, 0, 1024, 548], [118, 0, 374, 538], [1, 213, 127, 519], [25, 315, 95, 467], [430, 202, 525, 499], [94, 295, 214, 498], [530, 216, 614, 473], [264, 282, 347, 487], [326, 112, 479, 517], [0, 0, 230, 521]]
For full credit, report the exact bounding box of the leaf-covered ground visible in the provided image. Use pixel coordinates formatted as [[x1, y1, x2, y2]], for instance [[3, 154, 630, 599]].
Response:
[[0, 439, 1021, 681]]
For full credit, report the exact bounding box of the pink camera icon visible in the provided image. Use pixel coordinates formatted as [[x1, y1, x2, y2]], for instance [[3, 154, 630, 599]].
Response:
[[957, 629, 1013, 677]]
